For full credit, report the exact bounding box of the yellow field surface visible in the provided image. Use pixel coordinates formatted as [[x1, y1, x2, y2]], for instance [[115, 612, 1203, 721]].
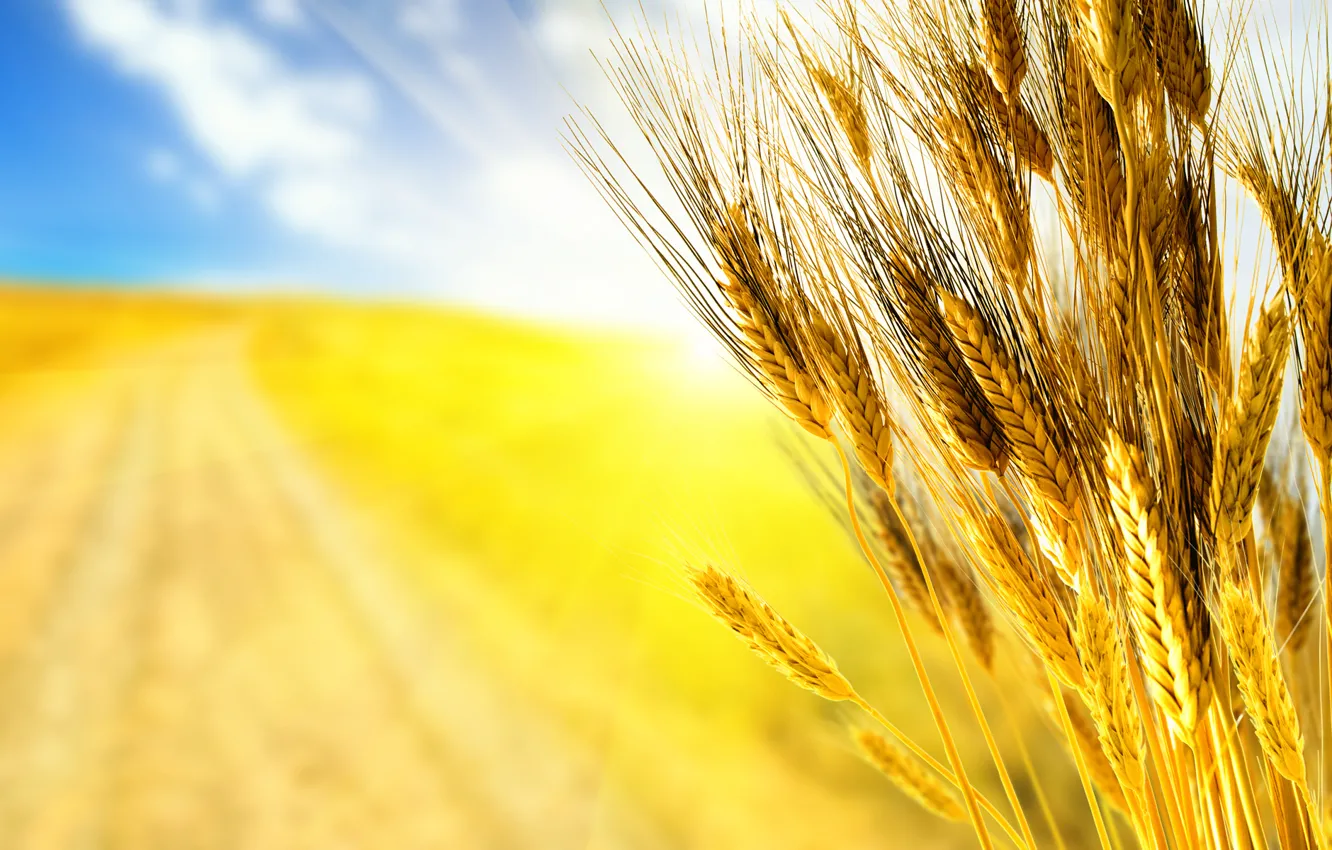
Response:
[[0, 284, 1100, 848]]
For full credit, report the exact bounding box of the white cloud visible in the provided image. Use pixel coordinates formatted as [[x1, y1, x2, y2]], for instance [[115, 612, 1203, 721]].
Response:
[[67, 0, 374, 177]]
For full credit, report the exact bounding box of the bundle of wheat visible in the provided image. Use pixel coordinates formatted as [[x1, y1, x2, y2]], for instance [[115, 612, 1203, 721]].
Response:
[[572, 0, 1331, 845]]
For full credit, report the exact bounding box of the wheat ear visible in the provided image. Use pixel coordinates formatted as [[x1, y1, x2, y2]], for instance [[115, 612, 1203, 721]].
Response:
[[1144, 0, 1211, 124], [1060, 46, 1127, 254], [938, 559, 996, 670], [812, 319, 895, 494], [1211, 299, 1292, 545], [1105, 430, 1212, 744], [1063, 694, 1131, 814], [808, 61, 873, 176], [1075, 592, 1147, 797], [688, 564, 854, 701], [980, 0, 1026, 101], [870, 489, 944, 634], [1272, 495, 1315, 653], [965, 510, 1083, 687], [1220, 582, 1306, 785], [853, 727, 967, 821], [893, 260, 1009, 472], [967, 63, 1053, 179], [940, 291, 1080, 522], [1074, 0, 1145, 105], [713, 205, 833, 439]]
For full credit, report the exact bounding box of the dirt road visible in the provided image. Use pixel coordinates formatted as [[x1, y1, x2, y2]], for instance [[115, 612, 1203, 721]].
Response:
[[0, 335, 647, 850]]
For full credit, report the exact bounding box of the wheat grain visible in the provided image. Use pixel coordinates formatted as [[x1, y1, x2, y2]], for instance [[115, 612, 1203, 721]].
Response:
[[853, 727, 967, 821]]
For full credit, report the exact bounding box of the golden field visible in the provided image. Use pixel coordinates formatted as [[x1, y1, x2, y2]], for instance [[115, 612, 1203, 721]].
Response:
[[0, 284, 1105, 848]]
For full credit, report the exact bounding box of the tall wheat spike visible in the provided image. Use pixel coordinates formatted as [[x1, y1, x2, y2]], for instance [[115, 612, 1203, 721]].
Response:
[[1210, 299, 1292, 545], [1104, 430, 1212, 744]]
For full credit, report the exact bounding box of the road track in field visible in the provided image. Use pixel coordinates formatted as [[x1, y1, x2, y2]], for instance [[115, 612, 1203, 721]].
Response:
[[0, 334, 652, 850]]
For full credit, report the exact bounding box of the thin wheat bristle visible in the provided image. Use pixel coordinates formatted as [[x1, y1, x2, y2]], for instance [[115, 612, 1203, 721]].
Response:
[[712, 205, 834, 439], [689, 564, 856, 702], [1104, 430, 1212, 744], [1075, 592, 1146, 796], [1220, 582, 1306, 784], [940, 291, 1080, 523], [1210, 298, 1293, 545], [853, 727, 967, 821]]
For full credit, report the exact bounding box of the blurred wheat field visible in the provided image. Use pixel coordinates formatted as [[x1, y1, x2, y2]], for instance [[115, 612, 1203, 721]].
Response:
[[0, 284, 1101, 848]]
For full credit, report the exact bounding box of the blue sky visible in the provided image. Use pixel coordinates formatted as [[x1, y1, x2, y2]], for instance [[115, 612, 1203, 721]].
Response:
[[0, 0, 1319, 324]]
